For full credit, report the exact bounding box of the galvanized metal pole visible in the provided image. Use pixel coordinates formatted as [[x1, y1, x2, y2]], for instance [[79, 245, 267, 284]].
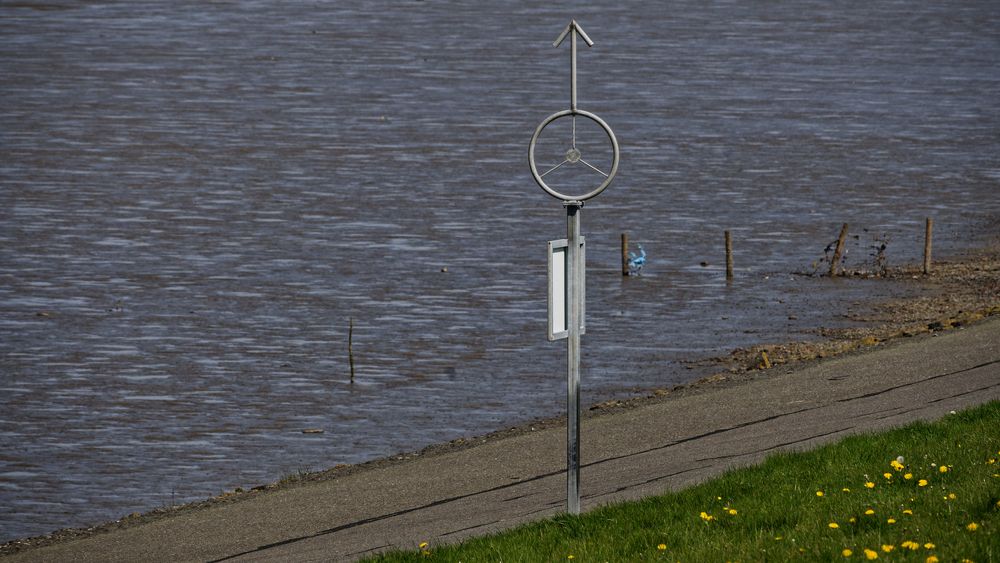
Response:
[[537, 20, 604, 518], [570, 27, 577, 112], [565, 201, 582, 515]]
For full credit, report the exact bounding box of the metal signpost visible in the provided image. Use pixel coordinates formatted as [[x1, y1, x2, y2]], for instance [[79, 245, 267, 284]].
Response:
[[530, 20, 619, 515]]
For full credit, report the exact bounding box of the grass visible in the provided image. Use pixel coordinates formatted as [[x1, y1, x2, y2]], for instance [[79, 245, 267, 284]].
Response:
[[369, 401, 1000, 562]]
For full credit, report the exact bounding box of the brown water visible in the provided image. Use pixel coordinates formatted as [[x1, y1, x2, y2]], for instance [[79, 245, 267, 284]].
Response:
[[1, 0, 998, 541]]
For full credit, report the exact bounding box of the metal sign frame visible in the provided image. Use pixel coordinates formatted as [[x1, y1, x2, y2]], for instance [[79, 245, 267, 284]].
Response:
[[547, 237, 586, 341]]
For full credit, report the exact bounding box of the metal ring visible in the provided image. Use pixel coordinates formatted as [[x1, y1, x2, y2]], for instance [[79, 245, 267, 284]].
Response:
[[528, 109, 619, 202]]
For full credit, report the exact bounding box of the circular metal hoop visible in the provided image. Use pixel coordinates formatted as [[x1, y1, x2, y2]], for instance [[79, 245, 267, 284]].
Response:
[[529, 109, 619, 202]]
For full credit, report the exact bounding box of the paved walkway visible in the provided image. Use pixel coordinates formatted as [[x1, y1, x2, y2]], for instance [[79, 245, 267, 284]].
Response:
[[5, 318, 999, 562]]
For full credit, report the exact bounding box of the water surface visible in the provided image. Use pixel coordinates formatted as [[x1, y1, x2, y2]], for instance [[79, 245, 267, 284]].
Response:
[[1, 0, 998, 540]]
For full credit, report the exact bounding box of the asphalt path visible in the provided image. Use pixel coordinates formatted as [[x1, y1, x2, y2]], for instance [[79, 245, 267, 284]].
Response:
[[5, 317, 999, 563]]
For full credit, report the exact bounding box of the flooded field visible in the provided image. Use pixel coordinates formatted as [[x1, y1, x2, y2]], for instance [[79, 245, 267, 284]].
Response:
[[1, 0, 998, 541]]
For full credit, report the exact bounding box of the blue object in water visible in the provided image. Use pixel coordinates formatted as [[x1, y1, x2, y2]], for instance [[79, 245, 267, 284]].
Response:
[[627, 244, 646, 275]]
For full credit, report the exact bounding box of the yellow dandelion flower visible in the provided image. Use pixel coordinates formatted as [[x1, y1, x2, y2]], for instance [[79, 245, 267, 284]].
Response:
[[924, 542, 936, 549], [904, 473, 913, 480], [843, 548, 853, 557], [883, 472, 893, 479], [774, 536, 783, 540], [728, 508, 738, 516], [843, 487, 851, 492], [657, 543, 667, 551], [890, 460, 904, 471], [949, 493, 957, 499], [901, 541, 919, 550], [419, 542, 429, 549], [882, 545, 895, 553], [865, 482, 875, 489], [939, 466, 949, 473], [817, 490, 825, 497], [887, 518, 896, 524], [568, 555, 575, 560], [989, 458, 997, 464], [829, 522, 840, 529], [700, 511, 715, 521], [903, 509, 913, 515], [849, 517, 857, 523], [865, 509, 875, 515], [864, 548, 879, 559], [967, 522, 979, 531], [918, 479, 928, 487], [926, 556, 939, 563]]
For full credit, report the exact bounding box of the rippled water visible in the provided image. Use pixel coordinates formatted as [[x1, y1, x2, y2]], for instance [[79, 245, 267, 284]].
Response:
[[2, 0, 998, 541]]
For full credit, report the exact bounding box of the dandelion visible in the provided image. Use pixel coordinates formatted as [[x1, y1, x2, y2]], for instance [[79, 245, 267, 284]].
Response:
[[865, 482, 876, 489], [891, 459, 905, 471], [939, 465, 949, 473], [843, 548, 853, 557], [903, 509, 913, 515], [882, 545, 895, 553], [829, 522, 840, 529], [817, 490, 825, 497], [568, 555, 575, 560], [728, 508, 738, 516], [864, 548, 879, 559], [924, 542, 936, 549], [657, 543, 667, 551], [883, 472, 892, 479], [887, 518, 896, 524], [967, 522, 979, 531], [419, 542, 429, 549], [901, 541, 920, 550], [918, 479, 928, 487], [948, 493, 957, 499], [700, 511, 715, 522], [843, 487, 851, 492], [849, 517, 857, 523], [926, 556, 939, 563], [904, 473, 913, 480], [865, 509, 875, 515]]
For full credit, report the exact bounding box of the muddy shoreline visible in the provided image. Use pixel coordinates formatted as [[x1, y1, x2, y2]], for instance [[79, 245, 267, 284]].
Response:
[[3, 243, 998, 556]]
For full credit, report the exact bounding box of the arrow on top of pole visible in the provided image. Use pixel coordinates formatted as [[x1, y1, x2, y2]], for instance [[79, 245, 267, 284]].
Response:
[[553, 20, 594, 48], [553, 20, 593, 112]]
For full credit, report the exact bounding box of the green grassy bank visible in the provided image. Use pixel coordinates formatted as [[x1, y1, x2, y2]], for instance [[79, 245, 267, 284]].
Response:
[[371, 401, 1000, 562]]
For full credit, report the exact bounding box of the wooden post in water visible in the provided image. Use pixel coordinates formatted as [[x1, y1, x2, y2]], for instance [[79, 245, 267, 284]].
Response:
[[923, 217, 933, 275], [829, 223, 849, 277], [725, 230, 734, 281], [348, 317, 356, 384], [621, 232, 630, 276]]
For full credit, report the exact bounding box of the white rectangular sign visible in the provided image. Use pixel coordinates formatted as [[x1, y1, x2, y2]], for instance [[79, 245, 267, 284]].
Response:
[[548, 238, 585, 341]]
